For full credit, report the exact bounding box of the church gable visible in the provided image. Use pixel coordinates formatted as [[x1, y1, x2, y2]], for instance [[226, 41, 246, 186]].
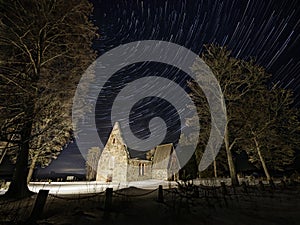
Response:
[[107, 122, 127, 149], [96, 122, 129, 182]]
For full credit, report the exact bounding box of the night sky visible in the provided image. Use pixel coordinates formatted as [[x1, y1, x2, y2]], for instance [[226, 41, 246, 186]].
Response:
[[39, 0, 300, 175]]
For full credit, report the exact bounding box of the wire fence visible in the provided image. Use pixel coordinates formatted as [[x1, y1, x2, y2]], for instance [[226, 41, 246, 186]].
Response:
[[0, 179, 299, 224], [48, 191, 105, 201], [113, 188, 158, 197]]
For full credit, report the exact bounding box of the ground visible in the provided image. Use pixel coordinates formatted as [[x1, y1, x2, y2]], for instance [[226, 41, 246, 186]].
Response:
[[0, 179, 299, 225]]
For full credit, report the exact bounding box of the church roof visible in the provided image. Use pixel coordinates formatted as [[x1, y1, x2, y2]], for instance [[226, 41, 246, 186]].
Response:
[[152, 143, 174, 169], [128, 149, 148, 160]]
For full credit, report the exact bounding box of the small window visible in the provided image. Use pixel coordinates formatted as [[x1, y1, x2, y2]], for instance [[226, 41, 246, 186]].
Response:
[[113, 138, 115, 144], [139, 163, 145, 176]]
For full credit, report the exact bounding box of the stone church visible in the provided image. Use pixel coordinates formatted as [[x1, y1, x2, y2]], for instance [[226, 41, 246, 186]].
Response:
[[96, 122, 180, 183]]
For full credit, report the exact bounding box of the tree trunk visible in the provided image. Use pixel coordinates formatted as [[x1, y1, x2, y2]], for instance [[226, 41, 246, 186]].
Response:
[[27, 154, 38, 183], [224, 125, 239, 186], [254, 137, 271, 181], [27, 135, 42, 183], [213, 160, 218, 178], [5, 122, 33, 198]]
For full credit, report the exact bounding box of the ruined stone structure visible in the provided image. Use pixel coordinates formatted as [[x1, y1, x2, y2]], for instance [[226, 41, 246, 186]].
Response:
[[96, 122, 179, 183]]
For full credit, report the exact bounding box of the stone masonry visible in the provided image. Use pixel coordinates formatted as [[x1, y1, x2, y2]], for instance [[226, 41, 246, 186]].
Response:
[[96, 122, 179, 183]]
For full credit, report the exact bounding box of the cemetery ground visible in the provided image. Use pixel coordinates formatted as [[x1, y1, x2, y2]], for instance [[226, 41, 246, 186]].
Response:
[[0, 179, 299, 225]]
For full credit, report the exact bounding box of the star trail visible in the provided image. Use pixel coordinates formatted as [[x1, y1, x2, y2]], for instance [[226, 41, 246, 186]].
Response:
[[90, 0, 300, 145], [29, 0, 300, 179], [92, 0, 300, 96]]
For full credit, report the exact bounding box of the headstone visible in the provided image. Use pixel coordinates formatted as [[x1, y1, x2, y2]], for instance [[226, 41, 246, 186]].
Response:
[[221, 182, 227, 195], [290, 179, 296, 186], [269, 179, 275, 190], [259, 180, 265, 191], [280, 179, 286, 189], [193, 186, 199, 198], [241, 181, 248, 193]]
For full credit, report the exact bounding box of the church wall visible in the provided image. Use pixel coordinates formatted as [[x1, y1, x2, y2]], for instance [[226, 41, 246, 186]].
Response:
[[152, 169, 168, 180], [96, 125, 129, 183], [127, 159, 152, 182]]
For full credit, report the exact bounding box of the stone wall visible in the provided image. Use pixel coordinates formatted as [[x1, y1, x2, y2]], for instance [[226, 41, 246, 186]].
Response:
[[152, 169, 168, 180], [127, 159, 152, 182], [96, 123, 129, 183]]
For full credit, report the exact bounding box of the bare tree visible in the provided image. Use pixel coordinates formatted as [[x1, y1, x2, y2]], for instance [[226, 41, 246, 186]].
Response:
[[189, 45, 269, 186], [241, 86, 300, 180], [86, 147, 101, 181], [0, 0, 96, 198]]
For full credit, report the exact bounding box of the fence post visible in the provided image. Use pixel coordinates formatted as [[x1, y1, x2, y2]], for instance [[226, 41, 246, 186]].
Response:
[[157, 185, 164, 203], [27, 189, 49, 223], [290, 179, 296, 186], [104, 188, 113, 211]]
